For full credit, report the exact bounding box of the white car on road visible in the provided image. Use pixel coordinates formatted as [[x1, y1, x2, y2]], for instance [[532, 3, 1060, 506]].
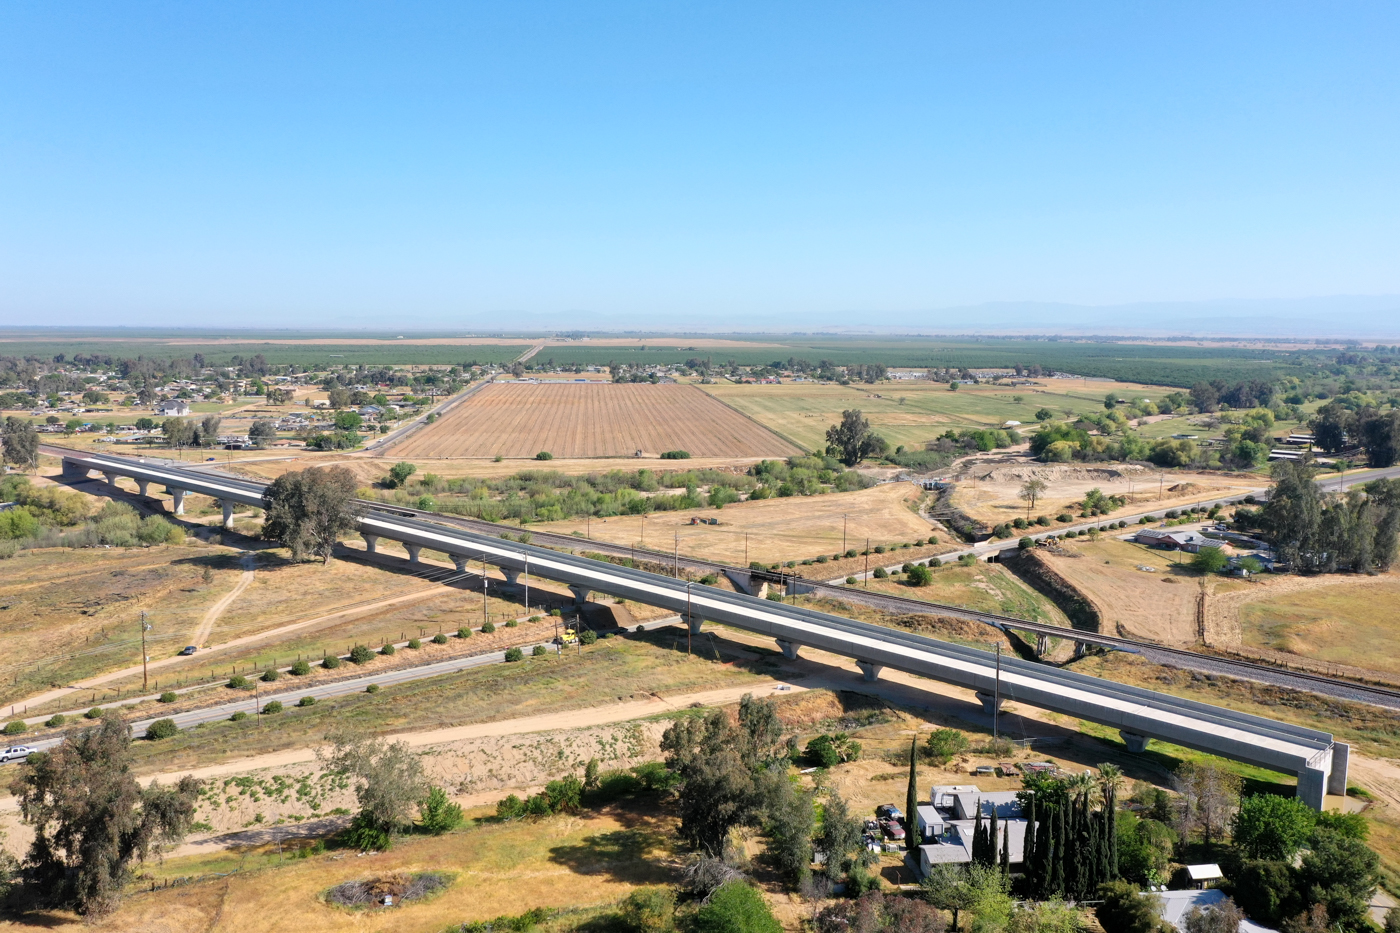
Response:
[[0, 746, 35, 764]]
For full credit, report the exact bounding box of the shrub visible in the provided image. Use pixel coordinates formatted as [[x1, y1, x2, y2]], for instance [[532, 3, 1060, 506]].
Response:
[[407, 638, 421, 649], [692, 882, 781, 933], [505, 619, 518, 628], [532, 644, 548, 656], [535, 451, 553, 460], [872, 567, 888, 579], [227, 675, 250, 689], [365, 684, 380, 694], [873, 545, 886, 554], [291, 659, 311, 675], [298, 696, 316, 707], [1035, 515, 1051, 526], [926, 728, 970, 764], [957, 553, 977, 566], [698, 574, 718, 585], [230, 711, 249, 722], [44, 714, 66, 728], [549, 607, 563, 616], [322, 654, 341, 669], [146, 718, 178, 740], [457, 626, 473, 638], [844, 549, 858, 558], [380, 643, 396, 656], [504, 647, 524, 662], [261, 668, 280, 682], [906, 564, 932, 586], [262, 700, 283, 714], [659, 450, 691, 459], [846, 576, 857, 585], [3, 721, 26, 736], [1056, 513, 1073, 522], [419, 786, 464, 834], [815, 555, 828, 563], [496, 794, 526, 820], [159, 691, 178, 703], [432, 633, 448, 645], [85, 707, 104, 719], [481, 621, 496, 634], [1019, 537, 1035, 549], [930, 558, 942, 568], [1065, 530, 1078, 538], [579, 630, 598, 645], [349, 645, 375, 664], [620, 887, 677, 933]]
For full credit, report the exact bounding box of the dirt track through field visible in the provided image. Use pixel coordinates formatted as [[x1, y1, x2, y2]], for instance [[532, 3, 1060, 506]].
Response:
[[189, 555, 256, 648], [388, 382, 803, 459]]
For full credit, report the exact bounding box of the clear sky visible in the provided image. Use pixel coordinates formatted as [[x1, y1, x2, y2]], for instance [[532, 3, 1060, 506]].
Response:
[[1, 2, 1397, 331]]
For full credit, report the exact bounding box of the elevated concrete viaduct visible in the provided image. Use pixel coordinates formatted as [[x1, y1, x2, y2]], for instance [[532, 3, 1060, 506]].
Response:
[[53, 449, 1348, 808]]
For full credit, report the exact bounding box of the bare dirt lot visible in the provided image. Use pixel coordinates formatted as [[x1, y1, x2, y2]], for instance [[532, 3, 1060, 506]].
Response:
[[535, 481, 939, 566], [386, 382, 803, 460], [948, 460, 1262, 526]]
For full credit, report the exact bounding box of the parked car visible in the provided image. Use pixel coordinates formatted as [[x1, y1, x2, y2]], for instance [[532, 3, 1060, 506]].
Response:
[[882, 820, 906, 840], [0, 746, 34, 764], [875, 804, 904, 821], [179, 645, 198, 656]]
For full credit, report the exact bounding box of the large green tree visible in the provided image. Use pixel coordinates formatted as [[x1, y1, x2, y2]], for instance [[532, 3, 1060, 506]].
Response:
[[1, 416, 38, 470], [318, 727, 425, 849], [1231, 794, 1316, 861], [825, 410, 889, 466], [261, 465, 361, 562], [10, 716, 201, 917]]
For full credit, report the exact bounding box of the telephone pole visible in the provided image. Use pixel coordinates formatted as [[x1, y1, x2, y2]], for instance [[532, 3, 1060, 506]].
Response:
[[139, 611, 151, 691], [993, 644, 1002, 741]]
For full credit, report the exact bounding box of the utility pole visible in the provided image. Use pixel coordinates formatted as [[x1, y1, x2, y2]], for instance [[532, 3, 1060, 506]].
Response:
[[843, 514, 847, 554], [686, 583, 693, 656], [586, 514, 590, 539], [745, 533, 749, 567], [993, 644, 1002, 741], [523, 553, 529, 616], [641, 515, 645, 547], [481, 553, 488, 626], [865, 538, 870, 587], [674, 534, 679, 577], [139, 611, 151, 690]]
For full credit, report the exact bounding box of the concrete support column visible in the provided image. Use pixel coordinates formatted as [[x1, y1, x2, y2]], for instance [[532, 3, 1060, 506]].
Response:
[[688, 614, 704, 635], [170, 489, 186, 515], [1327, 743, 1350, 797], [406, 544, 422, 563], [975, 691, 1003, 716], [137, 480, 151, 498], [1073, 641, 1088, 659], [103, 471, 120, 488], [451, 555, 468, 573], [1119, 731, 1151, 754], [362, 534, 379, 555], [61, 459, 88, 479], [501, 569, 520, 587], [220, 499, 235, 530], [856, 661, 883, 682], [568, 585, 591, 605], [1035, 634, 1049, 657], [1297, 767, 1327, 811], [776, 639, 800, 660]]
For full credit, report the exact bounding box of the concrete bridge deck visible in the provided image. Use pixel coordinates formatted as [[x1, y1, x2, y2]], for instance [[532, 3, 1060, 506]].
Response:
[[53, 448, 1347, 807]]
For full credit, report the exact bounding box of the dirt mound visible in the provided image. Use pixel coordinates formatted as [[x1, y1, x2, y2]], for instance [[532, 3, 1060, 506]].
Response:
[[1167, 482, 1207, 495], [963, 463, 1151, 484]]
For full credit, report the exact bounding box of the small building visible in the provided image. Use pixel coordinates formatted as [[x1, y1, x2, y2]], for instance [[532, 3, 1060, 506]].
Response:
[[1133, 529, 1226, 554], [1185, 864, 1224, 889], [154, 400, 191, 417], [915, 805, 944, 839]]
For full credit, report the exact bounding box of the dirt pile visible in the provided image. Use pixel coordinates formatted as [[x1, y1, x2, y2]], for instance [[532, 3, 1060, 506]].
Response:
[[959, 463, 1152, 484], [326, 871, 450, 908]]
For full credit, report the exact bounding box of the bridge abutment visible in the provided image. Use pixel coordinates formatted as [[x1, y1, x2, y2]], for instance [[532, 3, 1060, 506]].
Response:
[[61, 459, 88, 479], [1297, 767, 1327, 811], [1328, 743, 1350, 797]]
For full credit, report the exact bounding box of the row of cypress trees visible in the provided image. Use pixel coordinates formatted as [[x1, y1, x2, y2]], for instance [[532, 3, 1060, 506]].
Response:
[[1020, 767, 1123, 900]]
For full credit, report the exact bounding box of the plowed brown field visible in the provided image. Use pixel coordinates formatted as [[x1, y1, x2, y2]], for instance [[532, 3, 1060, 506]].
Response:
[[388, 382, 803, 459]]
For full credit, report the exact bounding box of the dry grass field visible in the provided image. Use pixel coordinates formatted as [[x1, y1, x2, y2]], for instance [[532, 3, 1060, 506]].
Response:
[[534, 481, 938, 565], [859, 563, 1072, 627], [699, 377, 1179, 453], [387, 382, 802, 460], [947, 461, 1262, 526], [1234, 575, 1400, 677]]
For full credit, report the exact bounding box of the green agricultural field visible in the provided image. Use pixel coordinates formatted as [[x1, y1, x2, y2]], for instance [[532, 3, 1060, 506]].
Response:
[[700, 379, 1173, 451]]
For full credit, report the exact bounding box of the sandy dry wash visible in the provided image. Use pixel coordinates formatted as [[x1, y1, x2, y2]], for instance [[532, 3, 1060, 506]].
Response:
[[388, 382, 802, 459]]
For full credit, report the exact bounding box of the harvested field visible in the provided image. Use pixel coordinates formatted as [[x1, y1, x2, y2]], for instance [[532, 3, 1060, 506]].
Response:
[[388, 382, 802, 460], [1233, 574, 1400, 678], [534, 482, 939, 566]]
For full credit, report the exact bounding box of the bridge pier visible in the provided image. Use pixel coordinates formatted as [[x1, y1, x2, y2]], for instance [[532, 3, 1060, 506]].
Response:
[[776, 639, 800, 660], [1297, 767, 1327, 811], [975, 691, 1003, 716], [61, 458, 89, 479], [568, 585, 591, 605], [688, 614, 704, 635], [170, 489, 186, 515], [362, 534, 379, 555], [501, 569, 520, 588], [102, 471, 120, 489], [856, 661, 883, 682], [1073, 640, 1088, 659], [1119, 731, 1150, 754], [220, 499, 235, 530], [451, 555, 468, 573], [1036, 634, 1049, 657], [136, 480, 151, 498], [1328, 743, 1350, 797], [406, 544, 422, 563]]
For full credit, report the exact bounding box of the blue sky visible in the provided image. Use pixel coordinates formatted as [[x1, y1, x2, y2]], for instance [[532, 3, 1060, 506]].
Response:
[[1, 2, 1398, 331]]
